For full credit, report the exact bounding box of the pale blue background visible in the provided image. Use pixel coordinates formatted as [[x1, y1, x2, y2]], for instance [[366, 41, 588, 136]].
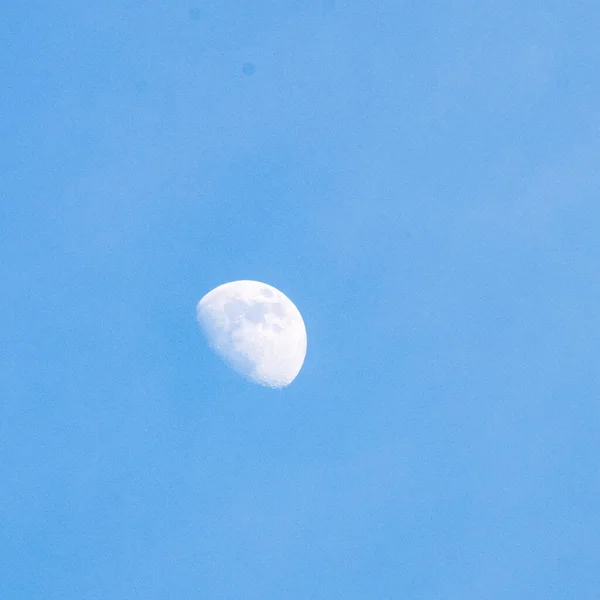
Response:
[[2, 1, 599, 598]]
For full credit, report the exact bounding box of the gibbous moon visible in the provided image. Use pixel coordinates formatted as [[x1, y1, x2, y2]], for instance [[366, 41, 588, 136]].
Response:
[[196, 280, 307, 388]]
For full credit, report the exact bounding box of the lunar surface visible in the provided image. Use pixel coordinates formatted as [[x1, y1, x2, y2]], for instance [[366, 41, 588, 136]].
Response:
[[196, 280, 307, 388]]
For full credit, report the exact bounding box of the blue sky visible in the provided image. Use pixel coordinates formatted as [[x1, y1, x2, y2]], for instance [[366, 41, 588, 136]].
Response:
[[2, 1, 600, 598]]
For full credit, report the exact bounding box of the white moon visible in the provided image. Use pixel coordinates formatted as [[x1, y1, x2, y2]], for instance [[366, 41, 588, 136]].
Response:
[[196, 280, 307, 388]]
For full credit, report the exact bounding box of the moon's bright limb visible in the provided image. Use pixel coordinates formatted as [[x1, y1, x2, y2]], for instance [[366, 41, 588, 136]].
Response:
[[196, 280, 307, 388]]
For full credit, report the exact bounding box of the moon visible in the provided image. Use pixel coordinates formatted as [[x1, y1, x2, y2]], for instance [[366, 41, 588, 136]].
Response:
[[196, 280, 307, 388]]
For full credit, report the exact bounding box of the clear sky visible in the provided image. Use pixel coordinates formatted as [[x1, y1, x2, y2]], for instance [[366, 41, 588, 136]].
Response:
[[2, 1, 599, 598]]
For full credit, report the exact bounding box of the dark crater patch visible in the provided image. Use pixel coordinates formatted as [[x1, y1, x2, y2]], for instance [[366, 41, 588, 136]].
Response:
[[271, 302, 286, 317], [246, 302, 267, 323], [224, 299, 249, 321]]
